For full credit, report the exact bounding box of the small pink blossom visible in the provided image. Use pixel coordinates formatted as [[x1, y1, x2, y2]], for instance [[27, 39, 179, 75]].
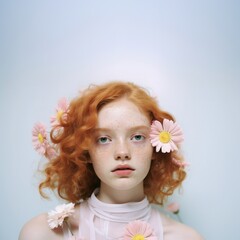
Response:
[[32, 123, 48, 155], [150, 119, 184, 153], [124, 220, 157, 240], [50, 97, 69, 127], [166, 202, 180, 214], [47, 203, 75, 229], [172, 158, 190, 168], [45, 143, 57, 159]]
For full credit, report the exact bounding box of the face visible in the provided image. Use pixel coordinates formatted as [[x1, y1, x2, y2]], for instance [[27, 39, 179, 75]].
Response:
[[88, 98, 153, 197]]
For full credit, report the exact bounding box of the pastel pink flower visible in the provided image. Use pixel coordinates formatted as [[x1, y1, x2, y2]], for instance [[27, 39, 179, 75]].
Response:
[[166, 202, 180, 214], [32, 123, 48, 155], [50, 97, 69, 127], [124, 220, 157, 240], [47, 203, 75, 229], [172, 158, 190, 168], [45, 143, 57, 159], [149, 119, 184, 153]]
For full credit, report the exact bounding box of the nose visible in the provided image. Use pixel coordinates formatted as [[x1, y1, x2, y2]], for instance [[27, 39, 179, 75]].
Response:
[[114, 141, 131, 161]]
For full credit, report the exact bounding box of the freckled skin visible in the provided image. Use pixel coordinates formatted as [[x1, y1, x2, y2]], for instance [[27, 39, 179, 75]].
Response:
[[88, 98, 153, 203], [18, 98, 204, 240]]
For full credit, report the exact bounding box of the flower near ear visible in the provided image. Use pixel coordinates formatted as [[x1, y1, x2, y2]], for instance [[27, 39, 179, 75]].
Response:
[[149, 119, 184, 153], [47, 203, 75, 229], [32, 123, 48, 155], [124, 220, 157, 240], [32, 97, 69, 160], [32, 122, 57, 159], [50, 97, 69, 127]]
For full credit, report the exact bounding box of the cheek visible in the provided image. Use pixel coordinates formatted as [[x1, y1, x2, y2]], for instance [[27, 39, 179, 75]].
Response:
[[134, 143, 153, 158], [88, 149, 109, 169], [134, 148, 153, 170]]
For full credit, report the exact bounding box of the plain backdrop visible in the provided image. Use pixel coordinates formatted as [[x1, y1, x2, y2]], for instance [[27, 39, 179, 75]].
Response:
[[1, 1, 240, 239]]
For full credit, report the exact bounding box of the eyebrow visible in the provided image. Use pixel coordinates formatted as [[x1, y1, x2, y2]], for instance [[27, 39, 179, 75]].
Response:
[[93, 125, 150, 133]]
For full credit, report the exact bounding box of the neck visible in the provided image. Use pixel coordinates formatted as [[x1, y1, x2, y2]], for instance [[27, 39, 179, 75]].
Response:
[[96, 183, 145, 204]]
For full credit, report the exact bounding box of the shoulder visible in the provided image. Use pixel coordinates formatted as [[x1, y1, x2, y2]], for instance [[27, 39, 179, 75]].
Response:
[[18, 203, 81, 240], [18, 213, 63, 240], [159, 212, 204, 240]]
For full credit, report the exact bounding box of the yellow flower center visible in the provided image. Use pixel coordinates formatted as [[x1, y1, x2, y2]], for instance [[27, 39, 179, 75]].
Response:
[[38, 133, 44, 143], [132, 234, 145, 240], [57, 110, 63, 121], [159, 131, 171, 143]]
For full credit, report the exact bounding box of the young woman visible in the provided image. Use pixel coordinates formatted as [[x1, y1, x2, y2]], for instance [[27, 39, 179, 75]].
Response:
[[19, 81, 203, 240]]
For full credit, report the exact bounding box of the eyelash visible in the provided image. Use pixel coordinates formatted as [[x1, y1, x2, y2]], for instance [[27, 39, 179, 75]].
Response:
[[97, 136, 111, 144], [131, 134, 146, 142], [96, 134, 146, 145]]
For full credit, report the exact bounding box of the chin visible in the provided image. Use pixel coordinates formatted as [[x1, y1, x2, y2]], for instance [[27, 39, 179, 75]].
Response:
[[111, 179, 144, 192]]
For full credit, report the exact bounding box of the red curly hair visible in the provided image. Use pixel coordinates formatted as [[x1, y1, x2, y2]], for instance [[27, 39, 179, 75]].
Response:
[[39, 81, 186, 204]]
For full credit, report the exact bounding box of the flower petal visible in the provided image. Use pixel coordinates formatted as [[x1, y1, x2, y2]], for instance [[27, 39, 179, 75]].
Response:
[[124, 220, 156, 240], [47, 203, 75, 229], [153, 120, 163, 131], [150, 119, 184, 153]]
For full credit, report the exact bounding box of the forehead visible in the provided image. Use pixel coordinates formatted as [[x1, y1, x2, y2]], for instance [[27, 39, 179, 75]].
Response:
[[97, 98, 150, 128]]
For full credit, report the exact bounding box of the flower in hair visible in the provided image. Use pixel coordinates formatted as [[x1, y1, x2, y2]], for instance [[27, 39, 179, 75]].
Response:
[[45, 143, 58, 159], [172, 158, 190, 168], [32, 123, 48, 155], [50, 97, 69, 127], [32, 122, 57, 159], [32, 97, 69, 159], [124, 220, 157, 240], [47, 203, 75, 229], [149, 119, 184, 153]]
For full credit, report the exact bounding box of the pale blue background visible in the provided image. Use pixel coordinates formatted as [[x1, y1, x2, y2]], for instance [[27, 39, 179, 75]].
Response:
[[1, 1, 240, 239]]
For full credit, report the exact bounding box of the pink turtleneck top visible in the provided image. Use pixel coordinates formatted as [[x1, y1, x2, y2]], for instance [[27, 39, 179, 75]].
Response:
[[63, 190, 164, 240]]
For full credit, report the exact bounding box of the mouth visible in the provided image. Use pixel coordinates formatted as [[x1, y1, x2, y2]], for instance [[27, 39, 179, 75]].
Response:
[[111, 165, 135, 176]]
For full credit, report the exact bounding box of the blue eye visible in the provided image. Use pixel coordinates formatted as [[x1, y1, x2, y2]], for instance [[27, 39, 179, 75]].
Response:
[[97, 137, 111, 144], [132, 135, 145, 142]]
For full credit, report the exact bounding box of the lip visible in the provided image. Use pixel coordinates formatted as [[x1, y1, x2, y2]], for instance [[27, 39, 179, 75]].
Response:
[[111, 165, 135, 176]]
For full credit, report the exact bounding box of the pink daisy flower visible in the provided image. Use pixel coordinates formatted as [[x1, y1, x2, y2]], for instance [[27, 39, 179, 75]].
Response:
[[32, 123, 48, 155], [149, 119, 184, 153], [124, 220, 157, 240], [47, 203, 75, 229], [50, 97, 69, 127]]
